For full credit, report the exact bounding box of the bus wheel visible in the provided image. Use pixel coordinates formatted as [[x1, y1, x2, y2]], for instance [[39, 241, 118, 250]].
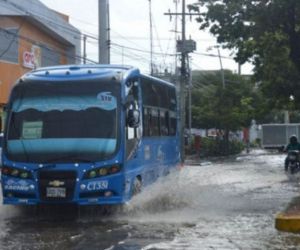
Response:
[[132, 177, 142, 196]]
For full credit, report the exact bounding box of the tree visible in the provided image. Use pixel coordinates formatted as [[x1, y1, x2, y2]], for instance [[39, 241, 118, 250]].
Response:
[[191, 70, 257, 148], [193, 0, 300, 109]]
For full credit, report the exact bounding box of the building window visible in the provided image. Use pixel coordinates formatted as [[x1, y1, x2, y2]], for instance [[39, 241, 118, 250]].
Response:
[[66, 47, 76, 64], [41, 46, 61, 66], [0, 28, 19, 63]]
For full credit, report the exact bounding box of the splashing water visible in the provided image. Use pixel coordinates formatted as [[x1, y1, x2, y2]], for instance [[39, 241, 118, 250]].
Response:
[[0, 150, 299, 250], [117, 151, 290, 224]]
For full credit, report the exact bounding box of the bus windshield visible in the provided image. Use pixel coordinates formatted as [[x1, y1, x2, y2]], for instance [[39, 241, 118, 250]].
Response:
[[6, 79, 120, 163]]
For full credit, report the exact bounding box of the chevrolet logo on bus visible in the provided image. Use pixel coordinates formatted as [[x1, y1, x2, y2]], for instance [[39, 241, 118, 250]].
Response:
[[48, 180, 65, 187]]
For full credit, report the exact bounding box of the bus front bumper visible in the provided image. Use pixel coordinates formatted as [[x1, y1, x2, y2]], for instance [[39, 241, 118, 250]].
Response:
[[1, 174, 131, 206], [2, 196, 128, 206]]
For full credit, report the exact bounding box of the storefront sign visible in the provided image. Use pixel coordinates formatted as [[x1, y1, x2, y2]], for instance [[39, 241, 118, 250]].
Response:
[[23, 51, 35, 69], [23, 45, 41, 69]]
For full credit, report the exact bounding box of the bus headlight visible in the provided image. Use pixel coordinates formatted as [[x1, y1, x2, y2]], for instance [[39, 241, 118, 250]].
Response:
[[89, 170, 97, 178], [84, 165, 121, 179], [11, 169, 20, 177], [1, 166, 33, 180], [99, 168, 108, 176]]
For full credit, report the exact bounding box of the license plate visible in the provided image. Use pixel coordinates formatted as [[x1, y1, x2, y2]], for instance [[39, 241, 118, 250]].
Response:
[[46, 187, 66, 198]]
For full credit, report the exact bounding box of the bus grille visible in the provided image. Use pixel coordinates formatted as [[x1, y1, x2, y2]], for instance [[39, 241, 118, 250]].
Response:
[[39, 171, 77, 202]]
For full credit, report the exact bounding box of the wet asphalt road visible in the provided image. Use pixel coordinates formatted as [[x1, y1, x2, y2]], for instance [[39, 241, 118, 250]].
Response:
[[1, 150, 300, 250]]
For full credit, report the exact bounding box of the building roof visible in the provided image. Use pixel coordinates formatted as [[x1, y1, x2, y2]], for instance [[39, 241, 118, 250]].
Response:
[[0, 0, 81, 51]]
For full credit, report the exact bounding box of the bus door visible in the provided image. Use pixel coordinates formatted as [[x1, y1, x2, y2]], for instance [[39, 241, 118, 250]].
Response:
[[124, 78, 142, 164]]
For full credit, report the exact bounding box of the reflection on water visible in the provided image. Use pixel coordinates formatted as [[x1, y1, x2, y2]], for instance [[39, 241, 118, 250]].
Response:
[[1, 151, 300, 249]]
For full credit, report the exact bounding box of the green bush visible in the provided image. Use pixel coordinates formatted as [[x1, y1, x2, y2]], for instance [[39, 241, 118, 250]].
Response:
[[199, 137, 244, 157]]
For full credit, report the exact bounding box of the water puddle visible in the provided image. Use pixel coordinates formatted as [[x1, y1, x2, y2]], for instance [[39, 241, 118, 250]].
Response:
[[0, 150, 299, 249]]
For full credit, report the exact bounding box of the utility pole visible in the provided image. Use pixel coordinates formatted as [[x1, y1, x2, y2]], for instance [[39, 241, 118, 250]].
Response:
[[165, 0, 198, 162], [83, 34, 87, 64], [188, 56, 192, 138], [99, 0, 110, 64], [180, 0, 187, 162], [217, 48, 225, 88], [174, 0, 179, 80], [107, 0, 111, 63], [148, 0, 154, 75]]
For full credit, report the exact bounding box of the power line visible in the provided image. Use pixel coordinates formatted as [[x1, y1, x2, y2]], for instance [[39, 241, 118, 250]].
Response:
[[111, 42, 178, 57], [2, 0, 183, 69], [3, 0, 152, 50], [0, 27, 97, 64], [2, 0, 167, 65], [3, 0, 158, 50], [3, 0, 97, 29], [152, 11, 171, 71], [3, 0, 82, 38], [111, 46, 151, 64], [192, 51, 234, 60], [111, 43, 176, 73], [111, 48, 150, 67], [0, 1, 101, 64], [0, 0, 103, 59], [0, 21, 24, 59]]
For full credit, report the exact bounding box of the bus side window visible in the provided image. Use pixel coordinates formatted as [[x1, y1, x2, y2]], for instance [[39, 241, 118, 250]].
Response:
[[150, 109, 159, 137], [160, 110, 169, 136], [143, 107, 149, 137], [148, 108, 152, 136], [169, 111, 177, 136]]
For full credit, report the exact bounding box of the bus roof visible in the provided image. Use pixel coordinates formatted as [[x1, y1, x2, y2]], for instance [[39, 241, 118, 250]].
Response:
[[21, 64, 139, 82], [19, 64, 175, 88], [140, 73, 176, 89]]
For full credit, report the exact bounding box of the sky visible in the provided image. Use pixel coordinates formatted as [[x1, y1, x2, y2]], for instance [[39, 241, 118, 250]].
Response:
[[40, 0, 253, 75]]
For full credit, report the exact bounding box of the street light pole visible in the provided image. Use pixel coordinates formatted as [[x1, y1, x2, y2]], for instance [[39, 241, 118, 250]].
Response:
[[148, 0, 154, 75], [179, 0, 187, 162], [188, 58, 192, 139], [99, 0, 110, 64], [217, 48, 225, 88], [83, 34, 87, 64], [164, 0, 198, 162]]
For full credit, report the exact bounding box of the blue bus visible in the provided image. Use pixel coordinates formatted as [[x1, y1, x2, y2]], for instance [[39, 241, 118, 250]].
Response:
[[1, 65, 180, 205]]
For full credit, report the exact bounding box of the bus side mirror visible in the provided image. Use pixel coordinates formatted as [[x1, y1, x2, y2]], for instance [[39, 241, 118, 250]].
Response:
[[123, 95, 134, 109], [127, 109, 140, 128]]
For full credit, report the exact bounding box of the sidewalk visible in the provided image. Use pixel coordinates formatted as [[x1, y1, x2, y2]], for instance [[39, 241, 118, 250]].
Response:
[[184, 153, 242, 166]]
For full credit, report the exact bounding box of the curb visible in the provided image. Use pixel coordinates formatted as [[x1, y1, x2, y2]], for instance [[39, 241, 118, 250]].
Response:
[[275, 213, 300, 232], [275, 196, 300, 233]]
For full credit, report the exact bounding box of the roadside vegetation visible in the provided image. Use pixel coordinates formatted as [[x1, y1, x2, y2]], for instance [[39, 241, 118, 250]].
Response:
[[200, 137, 244, 157], [188, 0, 300, 157]]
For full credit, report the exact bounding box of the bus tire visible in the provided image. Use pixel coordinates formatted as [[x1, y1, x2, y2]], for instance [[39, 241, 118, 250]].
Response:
[[132, 177, 142, 196]]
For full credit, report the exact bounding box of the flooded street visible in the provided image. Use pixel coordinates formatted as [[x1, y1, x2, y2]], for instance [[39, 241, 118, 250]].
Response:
[[1, 150, 300, 250]]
